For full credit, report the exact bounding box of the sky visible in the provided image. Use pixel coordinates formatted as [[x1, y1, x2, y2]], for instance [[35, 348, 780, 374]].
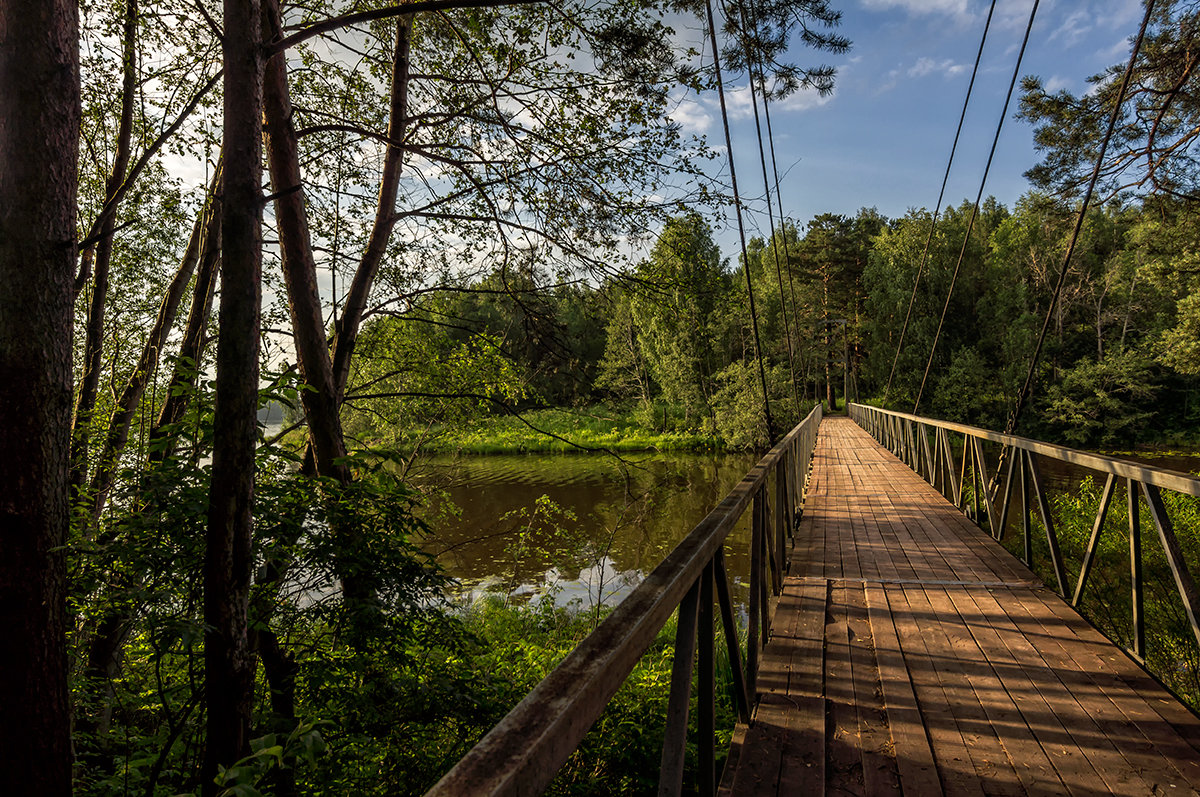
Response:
[[675, 0, 1146, 248]]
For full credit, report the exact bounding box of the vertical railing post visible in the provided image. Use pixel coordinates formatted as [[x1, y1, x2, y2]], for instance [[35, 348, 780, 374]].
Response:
[[759, 493, 772, 625], [972, 437, 998, 536], [996, 446, 1016, 542], [1021, 451, 1033, 566], [713, 548, 750, 723], [775, 458, 788, 577], [698, 560, 715, 797], [967, 437, 979, 518], [1073, 473, 1116, 608], [748, 488, 762, 695], [1027, 452, 1068, 596], [1141, 482, 1200, 654], [762, 481, 780, 596], [1129, 478, 1145, 659], [658, 578, 700, 797]]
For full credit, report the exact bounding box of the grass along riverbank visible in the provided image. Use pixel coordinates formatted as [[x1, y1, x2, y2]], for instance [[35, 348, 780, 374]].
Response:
[[380, 405, 728, 454]]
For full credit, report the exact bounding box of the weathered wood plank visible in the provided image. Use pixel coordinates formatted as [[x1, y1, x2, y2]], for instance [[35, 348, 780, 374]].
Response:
[[845, 584, 901, 796]]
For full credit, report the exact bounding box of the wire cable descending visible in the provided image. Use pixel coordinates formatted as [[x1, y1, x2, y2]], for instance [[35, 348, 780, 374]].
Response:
[[1003, 0, 1157, 437], [912, 0, 1041, 415], [760, 101, 809, 403], [883, 0, 997, 405], [734, 0, 802, 421], [705, 0, 777, 443]]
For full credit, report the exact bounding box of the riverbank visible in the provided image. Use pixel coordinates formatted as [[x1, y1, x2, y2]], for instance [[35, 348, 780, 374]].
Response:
[[384, 405, 727, 454]]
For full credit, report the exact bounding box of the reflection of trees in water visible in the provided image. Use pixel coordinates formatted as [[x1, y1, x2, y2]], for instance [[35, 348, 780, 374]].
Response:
[[414, 452, 758, 605]]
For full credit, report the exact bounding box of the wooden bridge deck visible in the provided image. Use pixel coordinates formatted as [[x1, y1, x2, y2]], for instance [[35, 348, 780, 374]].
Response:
[[722, 417, 1200, 796]]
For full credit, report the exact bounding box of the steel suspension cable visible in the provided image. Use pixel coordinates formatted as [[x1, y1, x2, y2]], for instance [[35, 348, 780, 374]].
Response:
[[883, 0, 997, 405], [734, 0, 802, 421], [757, 61, 809, 408], [705, 0, 777, 442], [1003, 0, 1156, 438], [912, 0, 1041, 414]]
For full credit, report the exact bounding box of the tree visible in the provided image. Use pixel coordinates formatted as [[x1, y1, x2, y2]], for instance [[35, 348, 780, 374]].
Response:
[[202, 0, 263, 785], [790, 211, 879, 409], [629, 213, 729, 425], [1021, 0, 1200, 203], [0, 0, 80, 792]]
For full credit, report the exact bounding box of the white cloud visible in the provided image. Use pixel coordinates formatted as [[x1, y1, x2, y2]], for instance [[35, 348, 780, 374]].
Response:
[[667, 93, 713, 135], [1046, 8, 1093, 46], [907, 57, 967, 79], [859, 0, 968, 15], [722, 84, 834, 119], [1044, 75, 1072, 93]]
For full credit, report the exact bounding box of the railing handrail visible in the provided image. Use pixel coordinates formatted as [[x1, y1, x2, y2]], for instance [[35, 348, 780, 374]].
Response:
[[426, 403, 822, 797], [849, 403, 1200, 497]]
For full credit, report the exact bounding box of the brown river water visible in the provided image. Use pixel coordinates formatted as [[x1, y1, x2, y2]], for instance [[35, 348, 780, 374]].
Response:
[[412, 451, 759, 608]]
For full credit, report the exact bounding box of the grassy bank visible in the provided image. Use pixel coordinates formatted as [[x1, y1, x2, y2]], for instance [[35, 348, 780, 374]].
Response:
[[385, 405, 727, 454]]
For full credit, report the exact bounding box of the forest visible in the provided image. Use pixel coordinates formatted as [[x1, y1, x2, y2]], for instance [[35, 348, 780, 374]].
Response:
[[3, 0, 1200, 794]]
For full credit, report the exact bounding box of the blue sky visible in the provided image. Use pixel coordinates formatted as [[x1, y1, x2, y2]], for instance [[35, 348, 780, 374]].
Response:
[[678, 0, 1146, 244]]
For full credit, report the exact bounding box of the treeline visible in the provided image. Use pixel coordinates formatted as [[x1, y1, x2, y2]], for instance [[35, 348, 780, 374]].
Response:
[[347, 194, 1200, 450], [865, 194, 1200, 446]]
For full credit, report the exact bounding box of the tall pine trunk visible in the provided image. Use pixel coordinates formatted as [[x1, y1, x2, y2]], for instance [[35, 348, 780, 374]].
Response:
[[203, 0, 263, 788], [0, 0, 80, 791], [261, 0, 350, 484], [152, 168, 223, 460]]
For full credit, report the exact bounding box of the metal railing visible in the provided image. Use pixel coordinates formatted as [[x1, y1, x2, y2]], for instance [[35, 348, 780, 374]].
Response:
[[427, 404, 822, 797], [849, 402, 1200, 665]]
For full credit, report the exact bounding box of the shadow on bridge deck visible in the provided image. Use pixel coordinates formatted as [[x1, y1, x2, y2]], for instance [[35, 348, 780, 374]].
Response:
[[721, 417, 1200, 796]]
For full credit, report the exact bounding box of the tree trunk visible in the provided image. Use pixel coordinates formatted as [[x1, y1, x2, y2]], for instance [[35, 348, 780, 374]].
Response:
[[330, 15, 412, 399], [71, 0, 139, 494], [0, 0, 79, 791], [202, 0, 263, 788], [78, 174, 223, 743], [89, 172, 220, 521], [261, 0, 350, 485], [151, 169, 222, 461], [1119, 268, 1138, 353], [842, 326, 850, 412]]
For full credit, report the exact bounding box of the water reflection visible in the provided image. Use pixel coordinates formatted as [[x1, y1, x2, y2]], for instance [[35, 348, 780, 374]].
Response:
[[412, 452, 759, 607]]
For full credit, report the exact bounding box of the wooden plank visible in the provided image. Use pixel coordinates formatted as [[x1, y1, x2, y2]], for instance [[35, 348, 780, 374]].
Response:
[[902, 584, 1023, 795], [921, 585, 1070, 796], [730, 579, 827, 794], [826, 583, 864, 794], [844, 584, 901, 796], [728, 417, 1200, 797], [1003, 589, 1200, 793], [957, 585, 1157, 795], [886, 583, 986, 797], [1026, 593, 1200, 769], [863, 583, 941, 796]]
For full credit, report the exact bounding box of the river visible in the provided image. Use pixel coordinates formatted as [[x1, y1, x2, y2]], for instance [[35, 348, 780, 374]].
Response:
[[412, 451, 759, 608]]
